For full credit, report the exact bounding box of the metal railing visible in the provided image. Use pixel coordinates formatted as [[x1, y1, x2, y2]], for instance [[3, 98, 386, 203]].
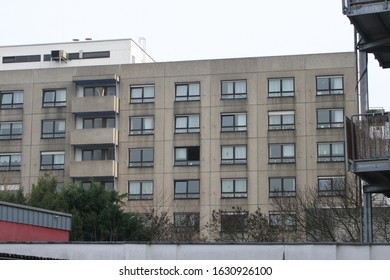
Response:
[[346, 112, 390, 161], [343, 0, 389, 14]]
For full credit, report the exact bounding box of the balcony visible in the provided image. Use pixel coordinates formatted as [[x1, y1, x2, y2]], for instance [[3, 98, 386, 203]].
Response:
[[71, 96, 119, 115], [346, 112, 390, 192], [343, 0, 390, 68], [70, 128, 118, 146], [69, 160, 118, 178]]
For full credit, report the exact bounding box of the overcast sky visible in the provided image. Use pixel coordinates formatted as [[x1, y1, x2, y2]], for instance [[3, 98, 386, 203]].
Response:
[[1, 0, 389, 110]]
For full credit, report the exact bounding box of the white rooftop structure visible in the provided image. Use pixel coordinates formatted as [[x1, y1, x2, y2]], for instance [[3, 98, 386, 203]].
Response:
[[0, 38, 155, 70]]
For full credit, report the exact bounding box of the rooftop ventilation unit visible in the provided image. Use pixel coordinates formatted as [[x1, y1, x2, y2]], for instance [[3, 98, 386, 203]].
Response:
[[51, 50, 68, 62]]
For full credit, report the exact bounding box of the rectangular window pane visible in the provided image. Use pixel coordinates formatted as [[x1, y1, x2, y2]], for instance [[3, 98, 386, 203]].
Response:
[[283, 145, 294, 157], [129, 182, 140, 194], [175, 148, 187, 160], [269, 80, 280, 93], [143, 86, 154, 98], [222, 146, 234, 160], [282, 79, 294, 92], [222, 180, 234, 193], [235, 179, 247, 192], [176, 85, 187, 97], [188, 83, 200, 96]]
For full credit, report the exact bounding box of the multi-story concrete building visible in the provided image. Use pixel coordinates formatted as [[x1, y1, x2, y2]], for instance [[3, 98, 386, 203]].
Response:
[[0, 39, 357, 232]]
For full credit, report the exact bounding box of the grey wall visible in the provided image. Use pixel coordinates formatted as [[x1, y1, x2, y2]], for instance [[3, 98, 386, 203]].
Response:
[[0, 243, 389, 260]]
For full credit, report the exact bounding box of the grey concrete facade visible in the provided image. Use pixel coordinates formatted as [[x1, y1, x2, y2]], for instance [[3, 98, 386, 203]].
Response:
[[0, 51, 357, 233]]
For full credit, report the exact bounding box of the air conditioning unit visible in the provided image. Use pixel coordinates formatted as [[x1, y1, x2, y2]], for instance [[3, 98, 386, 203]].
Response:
[[51, 50, 68, 61]]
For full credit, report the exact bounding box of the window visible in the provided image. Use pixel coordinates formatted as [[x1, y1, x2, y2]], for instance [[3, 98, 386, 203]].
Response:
[[129, 116, 154, 135], [79, 180, 114, 190], [221, 213, 247, 233], [269, 144, 295, 163], [174, 213, 200, 231], [82, 148, 114, 161], [43, 89, 66, 107], [0, 154, 21, 171], [174, 147, 200, 166], [175, 82, 200, 101], [130, 85, 155, 103], [269, 212, 297, 231], [318, 176, 346, 196], [0, 184, 20, 193], [269, 177, 296, 197], [82, 51, 110, 59], [317, 109, 344, 128], [268, 111, 295, 130], [221, 80, 247, 99], [175, 115, 200, 133], [40, 152, 64, 170], [221, 113, 247, 132], [2, 55, 40, 63], [221, 178, 247, 198], [317, 142, 345, 162], [128, 181, 153, 200], [83, 117, 115, 129], [221, 145, 247, 164], [316, 76, 343, 95], [42, 120, 65, 138], [83, 86, 116, 97], [0, 91, 23, 109], [268, 78, 294, 97], [174, 180, 200, 199], [129, 148, 154, 167], [0, 122, 22, 140]]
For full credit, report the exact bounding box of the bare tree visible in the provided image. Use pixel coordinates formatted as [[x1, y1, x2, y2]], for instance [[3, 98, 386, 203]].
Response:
[[204, 206, 278, 242], [123, 186, 205, 242], [271, 176, 364, 242]]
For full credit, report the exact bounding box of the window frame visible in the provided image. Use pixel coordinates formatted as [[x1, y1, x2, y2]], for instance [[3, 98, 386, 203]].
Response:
[[221, 212, 248, 233], [83, 86, 116, 97], [128, 180, 154, 200], [269, 177, 296, 197], [269, 212, 297, 231], [221, 113, 247, 132], [82, 117, 115, 129], [0, 122, 22, 140], [130, 85, 155, 103], [174, 212, 200, 232], [174, 114, 200, 134], [0, 153, 21, 171], [221, 145, 247, 165], [42, 89, 67, 108], [317, 142, 345, 162], [174, 146, 200, 166], [129, 148, 154, 167], [175, 82, 200, 101], [0, 91, 23, 109], [81, 148, 115, 161], [221, 178, 248, 198], [317, 108, 344, 129], [268, 144, 296, 163], [268, 111, 295, 130], [316, 75, 344, 95], [318, 176, 346, 196], [174, 180, 200, 199], [41, 120, 66, 139], [129, 116, 154, 135], [221, 80, 247, 100], [268, 78, 295, 97], [40, 152, 65, 170]]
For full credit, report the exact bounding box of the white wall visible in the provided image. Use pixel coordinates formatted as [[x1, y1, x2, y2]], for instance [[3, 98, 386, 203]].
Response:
[[0, 243, 389, 260]]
